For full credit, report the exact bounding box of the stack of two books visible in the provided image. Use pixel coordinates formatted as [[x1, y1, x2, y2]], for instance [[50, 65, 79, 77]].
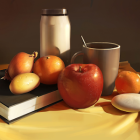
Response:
[[0, 69, 62, 124]]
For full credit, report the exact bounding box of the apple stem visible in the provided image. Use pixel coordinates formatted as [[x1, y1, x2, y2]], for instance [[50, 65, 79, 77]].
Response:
[[79, 66, 82, 72]]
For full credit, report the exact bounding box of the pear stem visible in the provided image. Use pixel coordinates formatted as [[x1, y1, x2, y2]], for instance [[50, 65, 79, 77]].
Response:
[[29, 51, 38, 58], [33, 51, 38, 58]]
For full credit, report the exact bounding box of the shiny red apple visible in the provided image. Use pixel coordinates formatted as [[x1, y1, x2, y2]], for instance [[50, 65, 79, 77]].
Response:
[[57, 64, 103, 108]]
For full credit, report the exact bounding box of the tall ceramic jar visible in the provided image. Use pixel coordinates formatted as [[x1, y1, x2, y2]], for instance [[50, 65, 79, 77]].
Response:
[[40, 9, 71, 66]]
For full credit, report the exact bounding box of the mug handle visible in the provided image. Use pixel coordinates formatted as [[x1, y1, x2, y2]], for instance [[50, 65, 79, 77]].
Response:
[[71, 51, 84, 64]]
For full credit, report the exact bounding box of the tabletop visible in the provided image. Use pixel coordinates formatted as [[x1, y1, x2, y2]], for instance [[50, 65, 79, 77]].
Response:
[[0, 62, 140, 140]]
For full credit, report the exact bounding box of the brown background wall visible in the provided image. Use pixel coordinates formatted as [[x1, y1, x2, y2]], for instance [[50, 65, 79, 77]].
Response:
[[0, 0, 140, 71]]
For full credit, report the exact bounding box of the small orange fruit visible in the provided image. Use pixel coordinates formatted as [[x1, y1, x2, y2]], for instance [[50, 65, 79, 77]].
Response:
[[33, 55, 65, 85], [115, 71, 140, 94]]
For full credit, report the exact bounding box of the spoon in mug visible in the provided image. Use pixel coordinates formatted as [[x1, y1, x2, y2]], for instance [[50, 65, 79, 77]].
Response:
[[81, 35, 88, 47]]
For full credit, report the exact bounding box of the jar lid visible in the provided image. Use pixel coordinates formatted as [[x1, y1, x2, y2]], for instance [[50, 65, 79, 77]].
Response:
[[42, 9, 68, 16]]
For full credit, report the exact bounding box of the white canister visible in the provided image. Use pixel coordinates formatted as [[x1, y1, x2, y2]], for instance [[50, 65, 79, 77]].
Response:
[[40, 9, 71, 66]]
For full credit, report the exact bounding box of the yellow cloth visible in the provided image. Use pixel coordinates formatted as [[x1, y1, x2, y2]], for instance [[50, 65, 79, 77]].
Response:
[[0, 62, 140, 140]]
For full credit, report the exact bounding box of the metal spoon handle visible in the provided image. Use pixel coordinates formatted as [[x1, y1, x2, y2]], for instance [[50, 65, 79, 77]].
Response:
[[81, 35, 87, 47]]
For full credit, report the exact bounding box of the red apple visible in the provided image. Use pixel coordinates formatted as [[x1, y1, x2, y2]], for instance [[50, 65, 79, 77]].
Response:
[[57, 64, 103, 108]]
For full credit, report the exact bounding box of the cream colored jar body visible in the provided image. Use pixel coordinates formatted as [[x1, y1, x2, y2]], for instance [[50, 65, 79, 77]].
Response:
[[40, 9, 71, 66]]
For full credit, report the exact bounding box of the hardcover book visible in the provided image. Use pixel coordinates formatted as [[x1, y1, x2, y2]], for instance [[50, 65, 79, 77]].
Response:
[[0, 69, 62, 124]]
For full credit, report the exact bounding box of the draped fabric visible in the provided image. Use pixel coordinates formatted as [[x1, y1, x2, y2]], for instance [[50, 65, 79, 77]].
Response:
[[0, 62, 139, 140]]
